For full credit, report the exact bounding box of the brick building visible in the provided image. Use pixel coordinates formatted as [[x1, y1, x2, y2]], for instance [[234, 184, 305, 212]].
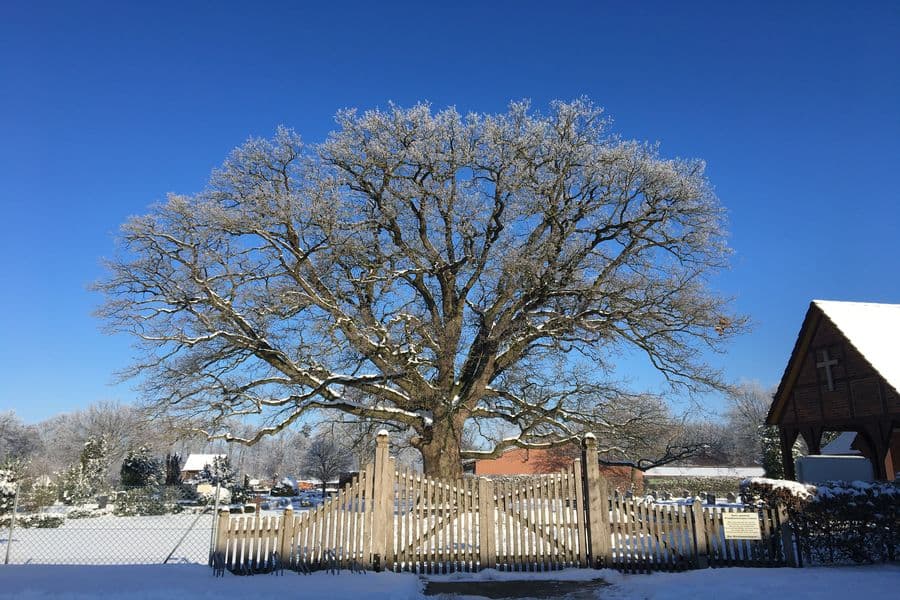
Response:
[[470, 446, 644, 493]]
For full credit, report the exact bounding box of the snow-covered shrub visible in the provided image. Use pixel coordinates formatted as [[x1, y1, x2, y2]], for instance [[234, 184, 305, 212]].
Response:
[[20, 480, 59, 513], [59, 463, 91, 505], [120, 447, 164, 487], [271, 477, 299, 497], [113, 487, 167, 516], [0, 514, 64, 528], [65, 507, 106, 519], [79, 436, 110, 495], [740, 477, 815, 511], [743, 477, 900, 564], [1, 458, 28, 514], [0, 469, 16, 515], [799, 480, 899, 564]]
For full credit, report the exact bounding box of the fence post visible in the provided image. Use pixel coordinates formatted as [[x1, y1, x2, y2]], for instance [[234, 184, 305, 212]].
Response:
[[207, 479, 223, 565], [214, 509, 230, 564], [572, 458, 589, 566], [778, 504, 798, 567], [3, 482, 20, 565], [691, 499, 709, 568], [279, 507, 295, 567], [582, 434, 611, 568], [370, 430, 392, 570], [477, 478, 495, 569]]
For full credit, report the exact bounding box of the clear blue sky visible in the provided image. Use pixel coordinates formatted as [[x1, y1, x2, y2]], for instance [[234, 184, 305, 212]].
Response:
[[1, 1, 898, 423]]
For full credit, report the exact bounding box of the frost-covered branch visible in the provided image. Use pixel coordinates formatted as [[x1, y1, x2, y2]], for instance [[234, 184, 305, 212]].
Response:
[[97, 100, 744, 476]]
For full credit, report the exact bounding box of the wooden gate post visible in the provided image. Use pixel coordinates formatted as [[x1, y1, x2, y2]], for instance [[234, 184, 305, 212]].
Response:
[[477, 478, 496, 569], [371, 430, 394, 570], [214, 508, 230, 563], [778, 504, 798, 567], [691, 499, 710, 568], [279, 507, 295, 567], [582, 434, 611, 568]]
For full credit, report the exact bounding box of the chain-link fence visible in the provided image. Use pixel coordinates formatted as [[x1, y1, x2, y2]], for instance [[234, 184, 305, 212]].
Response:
[[2, 483, 220, 565]]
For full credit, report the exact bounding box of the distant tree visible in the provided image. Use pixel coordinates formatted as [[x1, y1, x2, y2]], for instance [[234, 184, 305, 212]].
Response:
[[0, 412, 39, 462], [760, 425, 786, 478], [33, 401, 180, 482], [164, 453, 183, 485], [98, 99, 745, 477], [59, 462, 90, 504], [301, 435, 352, 496], [0, 457, 27, 514], [79, 436, 109, 495], [200, 456, 236, 487], [723, 382, 772, 465], [120, 447, 164, 487]]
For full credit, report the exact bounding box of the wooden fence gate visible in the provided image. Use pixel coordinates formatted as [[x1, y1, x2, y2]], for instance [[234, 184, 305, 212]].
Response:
[[214, 432, 795, 574]]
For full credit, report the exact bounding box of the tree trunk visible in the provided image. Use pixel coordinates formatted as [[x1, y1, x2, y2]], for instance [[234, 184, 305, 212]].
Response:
[[418, 418, 465, 479]]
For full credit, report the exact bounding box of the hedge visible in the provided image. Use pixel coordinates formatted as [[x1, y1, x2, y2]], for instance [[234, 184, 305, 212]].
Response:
[[742, 478, 899, 564]]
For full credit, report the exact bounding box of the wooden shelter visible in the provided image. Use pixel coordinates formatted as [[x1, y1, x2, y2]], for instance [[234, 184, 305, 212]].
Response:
[[766, 300, 900, 480]]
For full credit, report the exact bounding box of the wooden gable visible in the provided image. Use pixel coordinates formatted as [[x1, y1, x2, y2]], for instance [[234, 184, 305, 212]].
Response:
[[767, 302, 900, 428]]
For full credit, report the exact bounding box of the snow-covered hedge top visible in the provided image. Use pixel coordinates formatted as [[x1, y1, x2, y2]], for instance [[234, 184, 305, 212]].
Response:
[[743, 477, 900, 505], [743, 477, 816, 499], [815, 480, 900, 500]]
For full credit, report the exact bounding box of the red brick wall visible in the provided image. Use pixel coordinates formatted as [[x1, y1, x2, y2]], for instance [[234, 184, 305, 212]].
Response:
[[473, 447, 644, 492]]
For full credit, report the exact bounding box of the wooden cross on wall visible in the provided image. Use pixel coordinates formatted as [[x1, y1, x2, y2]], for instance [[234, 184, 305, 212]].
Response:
[[816, 348, 839, 392]]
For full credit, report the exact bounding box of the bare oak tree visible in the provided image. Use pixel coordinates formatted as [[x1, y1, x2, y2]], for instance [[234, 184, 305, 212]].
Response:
[[98, 99, 743, 477], [301, 434, 352, 496]]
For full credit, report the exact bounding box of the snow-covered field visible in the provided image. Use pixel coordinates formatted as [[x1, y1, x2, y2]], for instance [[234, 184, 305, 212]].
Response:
[[0, 564, 896, 599], [1, 513, 215, 565]]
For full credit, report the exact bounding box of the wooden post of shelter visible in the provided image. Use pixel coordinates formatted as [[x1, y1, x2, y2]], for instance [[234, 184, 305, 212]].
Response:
[[582, 434, 611, 568], [477, 477, 496, 569], [691, 499, 709, 568]]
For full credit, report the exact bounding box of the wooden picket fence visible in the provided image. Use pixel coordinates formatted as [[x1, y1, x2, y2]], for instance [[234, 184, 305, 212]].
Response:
[[214, 432, 796, 574], [605, 494, 793, 573]]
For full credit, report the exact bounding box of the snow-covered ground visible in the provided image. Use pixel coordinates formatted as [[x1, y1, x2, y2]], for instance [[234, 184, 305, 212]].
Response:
[[0, 564, 896, 599], [2, 513, 215, 564]]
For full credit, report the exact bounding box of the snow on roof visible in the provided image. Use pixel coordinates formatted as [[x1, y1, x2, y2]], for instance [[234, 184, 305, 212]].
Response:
[[181, 453, 225, 472], [644, 466, 765, 478], [814, 300, 900, 393], [821, 431, 862, 456]]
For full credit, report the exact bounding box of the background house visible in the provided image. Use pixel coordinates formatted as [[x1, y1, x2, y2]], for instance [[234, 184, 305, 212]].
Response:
[[180, 453, 225, 481], [470, 446, 644, 493]]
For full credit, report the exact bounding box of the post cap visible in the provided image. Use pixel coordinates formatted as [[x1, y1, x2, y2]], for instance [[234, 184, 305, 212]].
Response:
[[582, 433, 597, 448], [376, 429, 390, 447]]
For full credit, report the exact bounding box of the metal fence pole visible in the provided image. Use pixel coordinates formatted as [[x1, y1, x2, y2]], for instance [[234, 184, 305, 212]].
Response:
[[4, 482, 20, 565], [207, 480, 222, 565]]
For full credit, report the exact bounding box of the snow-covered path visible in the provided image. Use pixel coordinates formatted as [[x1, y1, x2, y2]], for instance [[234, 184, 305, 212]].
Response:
[[0, 564, 896, 599]]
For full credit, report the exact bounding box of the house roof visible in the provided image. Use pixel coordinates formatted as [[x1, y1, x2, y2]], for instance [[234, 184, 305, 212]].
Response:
[[821, 431, 862, 456], [812, 300, 900, 393], [643, 466, 765, 478], [767, 300, 900, 424], [181, 453, 225, 473]]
